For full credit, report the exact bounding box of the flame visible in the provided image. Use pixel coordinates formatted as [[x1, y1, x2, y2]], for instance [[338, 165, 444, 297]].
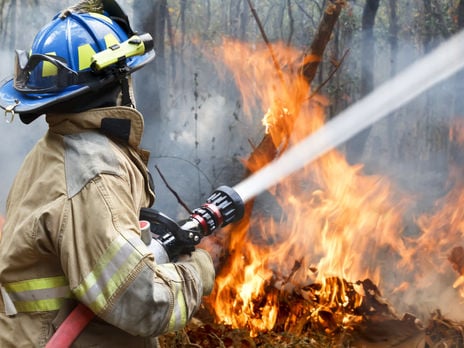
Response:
[[204, 39, 464, 336], [204, 39, 407, 335]]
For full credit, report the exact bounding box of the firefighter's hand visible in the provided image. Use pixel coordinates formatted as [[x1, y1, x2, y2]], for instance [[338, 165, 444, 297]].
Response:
[[180, 249, 215, 295]]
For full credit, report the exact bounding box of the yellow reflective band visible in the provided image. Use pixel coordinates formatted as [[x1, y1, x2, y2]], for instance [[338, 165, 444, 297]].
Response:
[[74, 237, 124, 301], [4, 275, 68, 292], [169, 289, 187, 331], [78, 44, 97, 70], [42, 52, 57, 77], [13, 298, 68, 312], [89, 12, 113, 24], [163, 264, 188, 331], [74, 236, 144, 313], [88, 251, 141, 313], [104, 34, 120, 49], [3, 276, 72, 313]]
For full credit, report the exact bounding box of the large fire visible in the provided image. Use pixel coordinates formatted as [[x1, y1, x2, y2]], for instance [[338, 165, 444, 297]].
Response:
[[202, 39, 464, 339]]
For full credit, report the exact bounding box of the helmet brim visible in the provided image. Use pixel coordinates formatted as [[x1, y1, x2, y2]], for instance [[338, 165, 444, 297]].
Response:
[[0, 51, 155, 123]]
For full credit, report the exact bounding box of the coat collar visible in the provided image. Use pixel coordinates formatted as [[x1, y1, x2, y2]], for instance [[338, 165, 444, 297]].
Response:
[[46, 106, 145, 149]]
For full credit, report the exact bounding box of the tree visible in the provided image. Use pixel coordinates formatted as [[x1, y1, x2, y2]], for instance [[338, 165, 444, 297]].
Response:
[[345, 0, 379, 164]]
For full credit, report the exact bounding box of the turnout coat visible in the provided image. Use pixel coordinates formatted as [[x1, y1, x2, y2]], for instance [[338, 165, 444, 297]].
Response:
[[0, 106, 214, 347]]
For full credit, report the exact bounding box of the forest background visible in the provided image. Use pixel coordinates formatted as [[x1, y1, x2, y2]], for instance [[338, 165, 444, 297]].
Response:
[[1, 0, 464, 327]]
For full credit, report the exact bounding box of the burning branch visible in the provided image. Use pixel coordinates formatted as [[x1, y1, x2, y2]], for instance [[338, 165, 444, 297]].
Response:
[[245, 0, 345, 173]]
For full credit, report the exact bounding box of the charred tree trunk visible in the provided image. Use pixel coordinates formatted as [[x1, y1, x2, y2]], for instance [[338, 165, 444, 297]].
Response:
[[345, 0, 380, 164], [301, 0, 344, 85]]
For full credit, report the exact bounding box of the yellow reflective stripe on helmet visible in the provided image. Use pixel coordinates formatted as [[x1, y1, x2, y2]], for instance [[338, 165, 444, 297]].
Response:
[[103, 34, 120, 49], [77, 33, 119, 72], [89, 12, 113, 24], [78, 44, 97, 70], [73, 235, 145, 313], [161, 264, 188, 331], [3, 275, 72, 312], [42, 51, 58, 77]]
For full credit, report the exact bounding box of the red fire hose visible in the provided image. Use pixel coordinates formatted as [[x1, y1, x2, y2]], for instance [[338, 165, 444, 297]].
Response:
[[45, 303, 95, 348]]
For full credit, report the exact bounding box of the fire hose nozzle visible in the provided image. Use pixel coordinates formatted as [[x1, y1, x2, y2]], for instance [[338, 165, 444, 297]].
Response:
[[139, 185, 244, 261], [190, 185, 245, 236]]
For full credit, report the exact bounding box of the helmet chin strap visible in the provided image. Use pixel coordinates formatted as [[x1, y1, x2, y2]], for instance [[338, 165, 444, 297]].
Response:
[[116, 71, 135, 108], [120, 76, 133, 107]]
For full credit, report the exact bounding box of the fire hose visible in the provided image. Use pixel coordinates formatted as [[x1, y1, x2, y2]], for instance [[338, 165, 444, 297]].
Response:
[[45, 186, 245, 348]]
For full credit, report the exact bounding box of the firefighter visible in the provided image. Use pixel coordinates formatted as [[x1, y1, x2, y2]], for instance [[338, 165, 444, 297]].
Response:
[[0, 1, 215, 347]]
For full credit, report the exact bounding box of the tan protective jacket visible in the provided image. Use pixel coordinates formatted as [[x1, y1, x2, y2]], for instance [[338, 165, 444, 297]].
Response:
[[0, 106, 214, 347]]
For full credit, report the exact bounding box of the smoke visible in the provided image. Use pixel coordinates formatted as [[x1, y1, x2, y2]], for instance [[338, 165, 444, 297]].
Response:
[[0, 2, 80, 215], [332, 36, 464, 320], [135, 70, 252, 219], [0, 52, 47, 215]]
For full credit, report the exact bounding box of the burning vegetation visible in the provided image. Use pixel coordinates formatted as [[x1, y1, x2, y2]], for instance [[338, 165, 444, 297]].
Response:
[[158, 34, 464, 347]]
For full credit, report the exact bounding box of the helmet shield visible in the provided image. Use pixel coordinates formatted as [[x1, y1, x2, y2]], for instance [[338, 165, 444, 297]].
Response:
[[14, 50, 82, 93]]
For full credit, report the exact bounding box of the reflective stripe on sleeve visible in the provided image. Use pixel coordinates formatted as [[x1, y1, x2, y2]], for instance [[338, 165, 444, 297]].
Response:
[[161, 264, 188, 331], [3, 276, 72, 312], [73, 235, 146, 314]]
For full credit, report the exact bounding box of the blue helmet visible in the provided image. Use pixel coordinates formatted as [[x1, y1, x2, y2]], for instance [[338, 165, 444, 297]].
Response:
[[0, 0, 155, 123]]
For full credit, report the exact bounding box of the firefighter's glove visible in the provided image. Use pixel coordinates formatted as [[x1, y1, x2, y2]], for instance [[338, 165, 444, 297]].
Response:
[[181, 249, 215, 296]]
